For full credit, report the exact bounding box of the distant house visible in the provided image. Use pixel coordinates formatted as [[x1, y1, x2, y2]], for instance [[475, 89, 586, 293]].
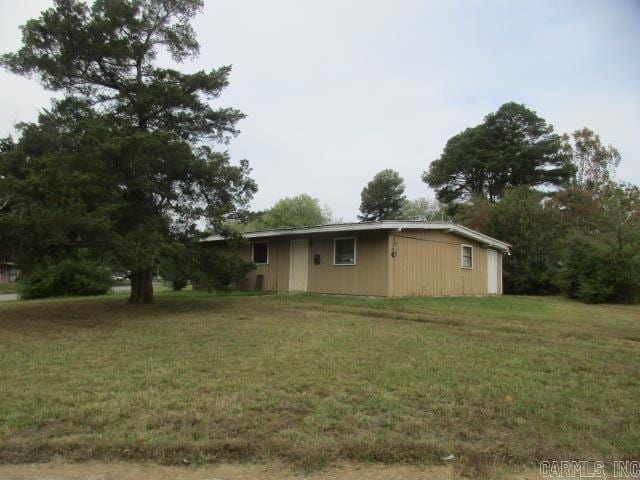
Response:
[[0, 261, 18, 284], [205, 221, 510, 297]]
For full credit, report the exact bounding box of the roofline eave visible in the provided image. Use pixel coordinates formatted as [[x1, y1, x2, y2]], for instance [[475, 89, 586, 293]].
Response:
[[204, 221, 510, 252]]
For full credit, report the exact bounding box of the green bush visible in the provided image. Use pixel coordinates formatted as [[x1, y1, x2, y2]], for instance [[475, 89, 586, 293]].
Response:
[[558, 237, 640, 303], [190, 248, 255, 292], [455, 188, 563, 295], [168, 277, 189, 291], [17, 256, 112, 299], [159, 254, 190, 291], [160, 245, 255, 292]]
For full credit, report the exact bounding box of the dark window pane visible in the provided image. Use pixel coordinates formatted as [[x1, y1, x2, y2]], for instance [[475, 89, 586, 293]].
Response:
[[253, 242, 268, 264], [462, 246, 472, 268], [335, 238, 355, 264]]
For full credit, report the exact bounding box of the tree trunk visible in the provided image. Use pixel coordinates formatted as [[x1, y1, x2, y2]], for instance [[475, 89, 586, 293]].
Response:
[[129, 269, 154, 304]]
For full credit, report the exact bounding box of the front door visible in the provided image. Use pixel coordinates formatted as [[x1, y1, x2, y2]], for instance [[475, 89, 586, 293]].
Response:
[[487, 249, 498, 294], [289, 240, 308, 292]]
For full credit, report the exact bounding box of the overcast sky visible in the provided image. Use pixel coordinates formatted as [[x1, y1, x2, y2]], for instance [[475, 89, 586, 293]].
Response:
[[1, 1, 639, 220]]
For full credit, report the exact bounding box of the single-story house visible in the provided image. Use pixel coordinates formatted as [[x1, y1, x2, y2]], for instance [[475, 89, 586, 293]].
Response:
[[205, 221, 510, 297], [0, 261, 18, 284]]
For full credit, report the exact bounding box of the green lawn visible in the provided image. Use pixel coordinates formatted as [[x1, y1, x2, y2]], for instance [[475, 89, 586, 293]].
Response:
[[0, 282, 17, 294], [0, 292, 638, 475]]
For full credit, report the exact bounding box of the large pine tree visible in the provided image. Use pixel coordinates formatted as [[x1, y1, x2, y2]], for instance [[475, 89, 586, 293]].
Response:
[[358, 169, 406, 221], [424, 102, 574, 203], [1, 0, 256, 303]]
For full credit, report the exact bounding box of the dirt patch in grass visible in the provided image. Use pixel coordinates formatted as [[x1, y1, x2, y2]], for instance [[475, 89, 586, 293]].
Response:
[[0, 461, 553, 480]]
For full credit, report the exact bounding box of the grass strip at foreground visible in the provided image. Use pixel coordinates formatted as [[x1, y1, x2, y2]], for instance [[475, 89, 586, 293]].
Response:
[[0, 292, 638, 476]]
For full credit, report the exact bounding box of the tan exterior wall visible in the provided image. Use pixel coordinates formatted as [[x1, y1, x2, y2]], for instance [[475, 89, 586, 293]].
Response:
[[0, 266, 9, 283], [233, 232, 389, 296], [235, 238, 290, 292], [217, 229, 503, 296], [306, 232, 389, 296], [389, 229, 501, 296], [0, 264, 16, 284]]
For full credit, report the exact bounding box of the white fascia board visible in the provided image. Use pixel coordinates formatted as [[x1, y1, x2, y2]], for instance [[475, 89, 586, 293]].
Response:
[[449, 225, 511, 252], [204, 221, 510, 252], [203, 221, 449, 241]]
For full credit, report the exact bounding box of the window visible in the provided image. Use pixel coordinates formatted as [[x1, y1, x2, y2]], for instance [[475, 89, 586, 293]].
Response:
[[461, 244, 473, 269], [334, 237, 356, 265], [252, 241, 269, 265]]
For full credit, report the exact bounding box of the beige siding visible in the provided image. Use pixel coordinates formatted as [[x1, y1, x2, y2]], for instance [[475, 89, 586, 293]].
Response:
[[211, 228, 504, 296], [306, 232, 389, 296], [236, 238, 290, 291], [0, 265, 10, 283], [230, 232, 388, 295], [390, 229, 491, 296]]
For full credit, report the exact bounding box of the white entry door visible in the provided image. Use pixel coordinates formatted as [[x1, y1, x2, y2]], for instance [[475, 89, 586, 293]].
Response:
[[289, 240, 308, 292], [487, 249, 498, 294]]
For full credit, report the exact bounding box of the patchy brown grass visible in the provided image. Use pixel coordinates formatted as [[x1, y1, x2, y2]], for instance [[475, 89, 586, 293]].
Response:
[[0, 292, 639, 476], [0, 461, 464, 480]]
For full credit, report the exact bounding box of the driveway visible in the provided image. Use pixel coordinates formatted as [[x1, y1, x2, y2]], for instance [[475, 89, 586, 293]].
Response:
[[111, 285, 131, 293]]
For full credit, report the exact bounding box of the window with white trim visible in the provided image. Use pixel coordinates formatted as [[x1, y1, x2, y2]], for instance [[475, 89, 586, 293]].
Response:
[[334, 237, 356, 265], [461, 244, 473, 269], [252, 241, 269, 265]]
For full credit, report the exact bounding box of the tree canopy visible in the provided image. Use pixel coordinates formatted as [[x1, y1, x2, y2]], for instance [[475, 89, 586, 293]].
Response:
[[563, 127, 621, 193], [441, 104, 639, 302], [400, 197, 447, 221], [358, 169, 406, 221], [455, 187, 563, 294], [1, 0, 242, 140], [240, 194, 332, 231], [424, 102, 574, 203], [454, 180, 640, 302], [0, 0, 256, 303]]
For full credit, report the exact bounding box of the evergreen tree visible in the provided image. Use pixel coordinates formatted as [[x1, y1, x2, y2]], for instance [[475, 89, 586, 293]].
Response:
[[358, 169, 406, 221], [1, 0, 256, 303], [424, 102, 574, 203]]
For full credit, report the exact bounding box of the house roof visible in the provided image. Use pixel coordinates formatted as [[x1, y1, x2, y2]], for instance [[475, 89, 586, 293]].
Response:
[[205, 221, 511, 252]]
